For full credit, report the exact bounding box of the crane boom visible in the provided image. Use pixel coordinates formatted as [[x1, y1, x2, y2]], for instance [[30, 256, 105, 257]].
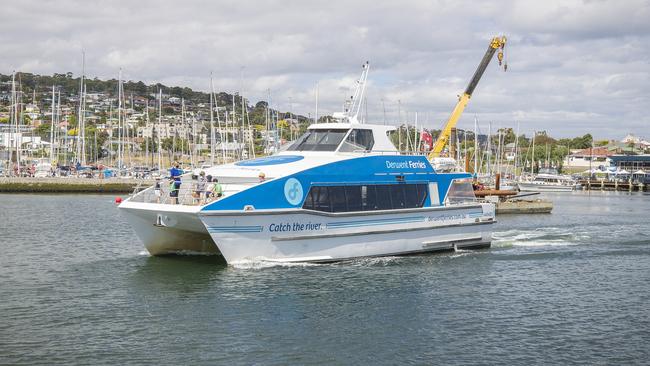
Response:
[[428, 35, 506, 160]]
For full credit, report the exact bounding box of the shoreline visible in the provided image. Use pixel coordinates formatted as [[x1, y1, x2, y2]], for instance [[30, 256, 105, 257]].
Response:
[[0, 177, 154, 193]]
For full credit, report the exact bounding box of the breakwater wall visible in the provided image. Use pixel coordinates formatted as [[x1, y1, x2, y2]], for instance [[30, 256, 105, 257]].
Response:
[[0, 177, 154, 193]]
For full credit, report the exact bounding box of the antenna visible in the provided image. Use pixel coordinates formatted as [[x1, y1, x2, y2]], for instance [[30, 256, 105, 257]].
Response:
[[334, 62, 370, 124]]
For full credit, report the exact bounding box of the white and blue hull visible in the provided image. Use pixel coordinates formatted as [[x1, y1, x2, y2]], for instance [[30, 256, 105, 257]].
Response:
[[199, 203, 494, 263], [119, 122, 498, 265]]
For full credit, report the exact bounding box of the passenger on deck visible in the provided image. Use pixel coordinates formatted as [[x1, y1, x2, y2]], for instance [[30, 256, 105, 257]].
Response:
[[212, 178, 224, 199], [195, 171, 207, 205], [205, 176, 224, 202], [154, 177, 162, 203], [169, 162, 183, 204], [258, 172, 266, 182]]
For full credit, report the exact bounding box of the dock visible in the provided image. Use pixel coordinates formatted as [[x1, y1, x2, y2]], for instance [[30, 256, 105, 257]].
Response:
[[476, 187, 554, 215], [579, 179, 647, 192], [0, 177, 153, 193], [496, 199, 553, 214]]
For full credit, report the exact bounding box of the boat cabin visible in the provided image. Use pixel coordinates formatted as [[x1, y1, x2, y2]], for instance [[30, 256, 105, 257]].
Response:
[[284, 123, 398, 154]]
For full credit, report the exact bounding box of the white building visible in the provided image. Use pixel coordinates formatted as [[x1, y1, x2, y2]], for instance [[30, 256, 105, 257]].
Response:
[[563, 147, 612, 169]]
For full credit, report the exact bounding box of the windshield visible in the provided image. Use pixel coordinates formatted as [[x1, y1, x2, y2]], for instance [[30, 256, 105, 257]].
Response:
[[338, 129, 374, 152], [445, 178, 477, 204], [287, 129, 349, 151]]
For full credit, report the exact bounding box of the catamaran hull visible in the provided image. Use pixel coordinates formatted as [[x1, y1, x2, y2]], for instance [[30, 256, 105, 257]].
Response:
[[517, 183, 575, 192], [118, 202, 220, 255], [199, 204, 495, 264]]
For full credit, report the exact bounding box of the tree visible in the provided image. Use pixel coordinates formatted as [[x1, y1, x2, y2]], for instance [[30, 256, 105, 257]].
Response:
[[161, 137, 174, 152], [35, 123, 52, 139], [140, 137, 158, 152]]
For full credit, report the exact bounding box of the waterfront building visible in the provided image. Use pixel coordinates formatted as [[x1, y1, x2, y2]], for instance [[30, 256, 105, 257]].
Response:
[[607, 154, 650, 171], [563, 147, 612, 169]]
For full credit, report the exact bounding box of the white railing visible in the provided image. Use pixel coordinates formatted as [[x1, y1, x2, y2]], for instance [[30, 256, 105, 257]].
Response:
[[129, 180, 248, 206]]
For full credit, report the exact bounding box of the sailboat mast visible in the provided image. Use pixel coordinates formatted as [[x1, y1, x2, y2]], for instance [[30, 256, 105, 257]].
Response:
[[531, 131, 536, 173], [514, 122, 520, 179], [8, 72, 15, 173], [77, 51, 85, 165], [157, 89, 162, 170], [315, 82, 319, 124], [487, 122, 492, 176], [266, 88, 271, 154], [117, 69, 122, 169], [474, 116, 478, 177], [50, 85, 56, 160], [145, 99, 149, 167], [209, 74, 216, 166]]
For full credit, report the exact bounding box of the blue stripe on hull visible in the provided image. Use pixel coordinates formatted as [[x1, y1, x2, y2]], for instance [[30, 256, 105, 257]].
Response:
[[207, 226, 263, 233], [326, 216, 425, 229]]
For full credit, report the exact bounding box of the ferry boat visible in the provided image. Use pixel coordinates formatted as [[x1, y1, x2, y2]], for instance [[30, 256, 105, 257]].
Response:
[[119, 120, 495, 264], [118, 67, 495, 264]]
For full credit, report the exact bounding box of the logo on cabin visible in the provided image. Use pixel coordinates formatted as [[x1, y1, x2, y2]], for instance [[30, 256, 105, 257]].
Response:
[[385, 159, 428, 170], [284, 178, 303, 206]]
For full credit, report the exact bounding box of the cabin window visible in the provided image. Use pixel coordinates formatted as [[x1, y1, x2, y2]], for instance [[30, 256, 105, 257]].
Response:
[[429, 183, 440, 206], [310, 186, 330, 212], [302, 183, 428, 212], [338, 129, 375, 152], [445, 179, 477, 205], [287, 129, 348, 152], [345, 186, 363, 211], [329, 186, 347, 212], [390, 184, 406, 209], [374, 185, 393, 210]]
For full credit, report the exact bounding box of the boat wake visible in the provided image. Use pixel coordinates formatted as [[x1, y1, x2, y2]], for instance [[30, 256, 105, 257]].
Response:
[[492, 227, 588, 248], [345, 256, 404, 266], [230, 258, 323, 270]]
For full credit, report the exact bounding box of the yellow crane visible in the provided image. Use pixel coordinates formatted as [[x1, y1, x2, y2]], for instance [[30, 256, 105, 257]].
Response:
[[428, 35, 507, 160]]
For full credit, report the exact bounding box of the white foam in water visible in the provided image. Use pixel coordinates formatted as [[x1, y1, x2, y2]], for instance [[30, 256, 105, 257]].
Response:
[[230, 258, 322, 270], [172, 250, 220, 256], [492, 227, 588, 248], [232, 255, 405, 269], [511, 240, 581, 247], [449, 249, 483, 258], [348, 256, 403, 266]]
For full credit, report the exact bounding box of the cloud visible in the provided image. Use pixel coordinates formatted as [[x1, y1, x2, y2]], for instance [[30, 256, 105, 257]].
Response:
[[0, 0, 648, 138]]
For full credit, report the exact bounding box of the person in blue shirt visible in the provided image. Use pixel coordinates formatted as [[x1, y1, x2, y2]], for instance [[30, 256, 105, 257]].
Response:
[[169, 162, 183, 204]]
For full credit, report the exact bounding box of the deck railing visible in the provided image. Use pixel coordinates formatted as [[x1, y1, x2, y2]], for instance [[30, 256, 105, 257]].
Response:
[[128, 180, 241, 205]]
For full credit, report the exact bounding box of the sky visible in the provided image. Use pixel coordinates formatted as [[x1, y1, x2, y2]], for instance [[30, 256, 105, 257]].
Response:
[[1, 0, 649, 139]]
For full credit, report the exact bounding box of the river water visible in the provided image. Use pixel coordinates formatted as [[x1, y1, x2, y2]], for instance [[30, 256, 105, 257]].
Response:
[[1, 192, 649, 365]]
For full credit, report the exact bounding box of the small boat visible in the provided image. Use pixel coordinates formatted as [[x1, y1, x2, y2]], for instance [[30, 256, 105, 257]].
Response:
[[517, 168, 579, 192], [33, 159, 53, 178]]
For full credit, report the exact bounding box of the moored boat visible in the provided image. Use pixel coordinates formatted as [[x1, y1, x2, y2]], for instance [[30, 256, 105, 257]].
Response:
[[517, 168, 579, 192]]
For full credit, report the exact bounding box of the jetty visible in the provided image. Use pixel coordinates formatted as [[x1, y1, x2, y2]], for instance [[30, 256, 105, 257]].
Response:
[[579, 179, 647, 192], [0, 177, 153, 193], [474, 174, 553, 214]]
